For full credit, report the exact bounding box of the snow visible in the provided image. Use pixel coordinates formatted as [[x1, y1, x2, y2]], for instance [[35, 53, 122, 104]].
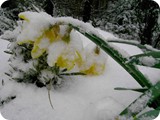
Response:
[[0, 39, 10, 81], [109, 43, 130, 58], [17, 12, 53, 44], [128, 92, 151, 114], [17, 11, 107, 45], [137, 66, 160, 85], [0, 36, 142, 120], [138, 56, 158, 67], [0, 12, 160, 120], [111, 43, 143, 56], [47, 29, 83, 69]]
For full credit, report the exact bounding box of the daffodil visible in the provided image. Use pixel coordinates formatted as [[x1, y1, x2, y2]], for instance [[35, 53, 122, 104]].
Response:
[[16, 12, 106, 74], [79, 43, 107, 75], [17, 12, 53, 45], [47, 28, 83, 70], [31, 25, 60, 58]]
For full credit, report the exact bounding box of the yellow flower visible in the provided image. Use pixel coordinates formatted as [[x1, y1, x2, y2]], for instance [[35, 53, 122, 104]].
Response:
[[17, 12, 107, 75], [81, 63, 105, 75], [47, 29, 83, 70], [56, 50, 83, 70], [18, 14, 29, 22], [79, 43, 106, 75], [31, 25, 60, 58], [56, 55, 75, 70]]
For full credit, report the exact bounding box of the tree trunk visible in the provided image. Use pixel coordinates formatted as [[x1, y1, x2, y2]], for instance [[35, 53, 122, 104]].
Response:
[[137, 0, 159, 45], [83, 0, 92, 22]]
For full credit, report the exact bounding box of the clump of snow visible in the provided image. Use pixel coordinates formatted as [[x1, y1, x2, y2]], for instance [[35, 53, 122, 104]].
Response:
[[97, 28, 118, 40], [109, 43, 130, 58], [139, 56, 158, 67], [112, 43, 143, 57], [17, 12, 53, 44], [137, 65, 160, 85], [47, 29, 83, 69], [52, 17, 107, 41], [128, 92, 151, 114], [79, 42, 107, 75], [144, 45, 160, 52], [138, 114, 156, 120]]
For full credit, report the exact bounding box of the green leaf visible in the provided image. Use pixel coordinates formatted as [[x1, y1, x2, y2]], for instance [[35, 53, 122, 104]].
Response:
[[114, 87, 148, 93], [134, 109, 160, 120], [130, 51, 160, 59]]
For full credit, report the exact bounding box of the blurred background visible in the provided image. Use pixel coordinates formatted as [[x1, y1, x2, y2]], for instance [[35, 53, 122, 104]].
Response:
[[0, 0, 160, 49]]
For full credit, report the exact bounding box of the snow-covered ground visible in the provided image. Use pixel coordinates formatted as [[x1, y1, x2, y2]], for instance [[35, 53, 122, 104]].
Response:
[[0, 30, 148, 120], [0, 12, 159, 120]]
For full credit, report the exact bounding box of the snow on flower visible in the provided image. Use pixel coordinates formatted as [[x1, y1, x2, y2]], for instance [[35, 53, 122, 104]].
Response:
[[17, 12, 53, 44], [79, 43, 107, 75], [16, 11, 106, 75], [47, 26, 83, 70]]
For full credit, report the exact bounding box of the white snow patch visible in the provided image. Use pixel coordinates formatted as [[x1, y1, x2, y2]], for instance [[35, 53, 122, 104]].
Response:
[[84, 97, 124, 120], [128, 92, 151, 113], [109, 43, 130, 58], [139, 56, 158, 67], [137, 65, 160, 85]]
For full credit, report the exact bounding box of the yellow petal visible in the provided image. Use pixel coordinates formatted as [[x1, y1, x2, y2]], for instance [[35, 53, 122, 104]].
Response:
[[31, 36, 45, 58], [81, 63, 105, 75], [56, 55, 75, 70], [31, 45, 45, 59], [44, 24, 61, 43], [75, 51, 83, 67], [18, 14, 29, 22]]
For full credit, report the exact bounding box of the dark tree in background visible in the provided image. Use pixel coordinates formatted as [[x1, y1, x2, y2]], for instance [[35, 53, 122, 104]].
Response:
[[135, 0, 159, 45], [1, 0, 19, 20], [43, 0, 54, 16], [83, 0, 92, 22]]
